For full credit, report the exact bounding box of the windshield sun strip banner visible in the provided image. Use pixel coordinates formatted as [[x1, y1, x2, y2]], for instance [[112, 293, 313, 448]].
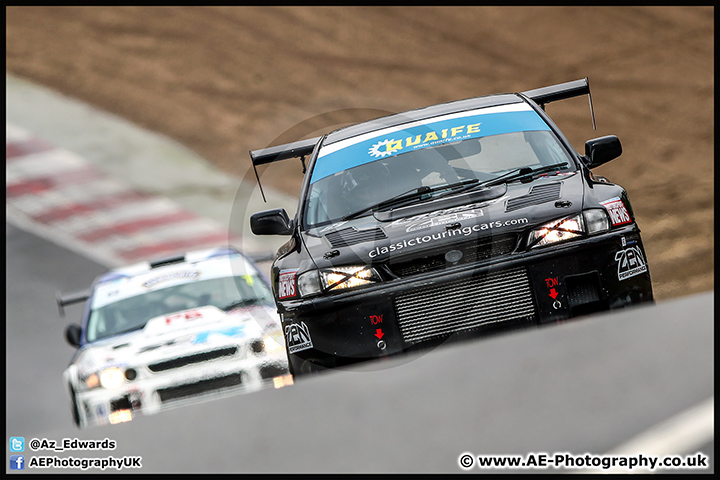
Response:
[[319, 103, 533, 156], [310, 103, 549, 184], [91, 258, 256, 309]]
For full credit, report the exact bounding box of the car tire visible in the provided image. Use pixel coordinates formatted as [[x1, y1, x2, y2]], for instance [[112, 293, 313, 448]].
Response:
[[297, 357, 326, 376], [69, 385, 81, 428]]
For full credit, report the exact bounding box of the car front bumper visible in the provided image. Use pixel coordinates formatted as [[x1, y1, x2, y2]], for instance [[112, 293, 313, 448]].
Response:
[[72, 351, 289, 428], [280, 225, 653, 376]]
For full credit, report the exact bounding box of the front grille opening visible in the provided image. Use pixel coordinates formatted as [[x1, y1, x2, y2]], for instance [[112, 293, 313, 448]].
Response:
[[388, 234, 517, 278], [394, 267, 536, 343], [156, 373, 243, 403], [260, 364, 288, 379], [110, 396, 132, 413], [565, 271, 607, 316], [148, 346, 238, 372]]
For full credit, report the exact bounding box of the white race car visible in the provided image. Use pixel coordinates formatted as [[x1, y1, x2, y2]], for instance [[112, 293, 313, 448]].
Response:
[[58, 246, 291, 428]]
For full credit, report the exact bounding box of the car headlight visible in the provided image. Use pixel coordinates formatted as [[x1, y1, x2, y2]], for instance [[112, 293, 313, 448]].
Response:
[[99, 367, 125, 389], [297, 270, 321, 297], [263, 335, 283, 353], [85, 373, 100, 390], [528, 210, 609, 248], [297, 266, 381, 297], [83, 366, 133, 390], [583, 208, 610, 234]]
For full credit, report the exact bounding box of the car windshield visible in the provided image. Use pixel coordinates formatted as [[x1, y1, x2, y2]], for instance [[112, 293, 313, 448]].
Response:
[[86, 275, 275, 342], [304, 129, 573, 228]]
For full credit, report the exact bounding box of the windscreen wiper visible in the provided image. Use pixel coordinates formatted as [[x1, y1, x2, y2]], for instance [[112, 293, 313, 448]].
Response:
[[107, 325, 145, 338], [483, 162, 569, 187], [222, 298, 260, 311], [342, 179, 479, 220], [444, 163, 570, 198]]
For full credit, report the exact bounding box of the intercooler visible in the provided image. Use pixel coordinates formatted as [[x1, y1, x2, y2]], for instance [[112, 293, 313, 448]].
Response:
[[394, 266, 536, 343]]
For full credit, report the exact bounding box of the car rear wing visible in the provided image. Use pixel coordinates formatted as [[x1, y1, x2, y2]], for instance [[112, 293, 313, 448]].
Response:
[[249, 136, 321, 202], [247, 78, 596, 202], [521, 77, 596, 130], [56, 289, 90, 318]]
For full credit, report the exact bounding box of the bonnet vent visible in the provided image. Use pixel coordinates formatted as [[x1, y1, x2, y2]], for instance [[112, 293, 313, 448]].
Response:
[[505, 183, 562, 212], [325, 227, 387, 248]]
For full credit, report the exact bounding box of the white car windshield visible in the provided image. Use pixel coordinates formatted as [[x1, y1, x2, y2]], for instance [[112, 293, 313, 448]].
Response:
[[86, 275, 274, 342]]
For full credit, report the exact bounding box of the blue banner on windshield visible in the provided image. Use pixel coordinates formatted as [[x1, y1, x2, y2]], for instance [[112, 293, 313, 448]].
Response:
[[310, 108, 550, 184]]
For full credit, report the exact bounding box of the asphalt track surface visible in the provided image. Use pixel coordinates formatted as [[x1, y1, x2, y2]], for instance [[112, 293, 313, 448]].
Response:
[[5, 76, 714, 474], [5, 222, 715, 473]]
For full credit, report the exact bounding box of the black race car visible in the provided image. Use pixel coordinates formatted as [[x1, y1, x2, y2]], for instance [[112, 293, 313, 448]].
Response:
[[249, 78, 653, 377]]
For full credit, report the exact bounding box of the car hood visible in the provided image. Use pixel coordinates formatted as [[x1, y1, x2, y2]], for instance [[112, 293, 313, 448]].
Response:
[[304, 172, 584, 268], [70, 305, 280, 377]]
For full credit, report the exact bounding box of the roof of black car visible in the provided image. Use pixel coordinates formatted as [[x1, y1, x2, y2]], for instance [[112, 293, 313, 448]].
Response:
[[323, 93, 524, 145]]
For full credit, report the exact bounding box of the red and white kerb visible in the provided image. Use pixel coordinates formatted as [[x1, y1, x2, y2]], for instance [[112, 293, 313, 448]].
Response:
[[6, 123, 237, 266]]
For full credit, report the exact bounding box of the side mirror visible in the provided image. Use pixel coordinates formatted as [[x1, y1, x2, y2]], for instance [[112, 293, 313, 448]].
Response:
[[250, 208, 293, 235], [584, 135, 622, 168], [65, 324, 82, 347]]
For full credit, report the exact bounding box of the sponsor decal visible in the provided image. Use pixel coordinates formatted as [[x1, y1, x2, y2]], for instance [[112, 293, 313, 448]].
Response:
[[165, 309, 203, 324], [142, 271, 200, 288], [600, 197, 632, 227], [192, 325, 245, 344], [310, 104, 550, 184], [285, 321, 313, 353], [390, 204, 486, 232], [368, 217, 528, 258], [368, 121, 482, 159], [544, 277, 560, 300], [615, 246, 648, 280], [278, 269, 298, 299]]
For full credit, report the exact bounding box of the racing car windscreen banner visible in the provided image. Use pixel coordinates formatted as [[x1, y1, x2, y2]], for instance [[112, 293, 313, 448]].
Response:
[[310, 103, 550, 184]]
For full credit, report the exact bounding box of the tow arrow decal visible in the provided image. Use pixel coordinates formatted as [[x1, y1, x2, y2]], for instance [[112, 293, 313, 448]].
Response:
[[549, 288, 559, 299], [374, 329, 384, 339]]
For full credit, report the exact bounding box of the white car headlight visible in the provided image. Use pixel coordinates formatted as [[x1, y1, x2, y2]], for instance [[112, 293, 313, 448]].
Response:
[[528, 210, 610, 248], [85, 373, 100, 390], [263, 335, 283, 353], [297, 266, 381, 297], [99, 367, 125, 389]]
